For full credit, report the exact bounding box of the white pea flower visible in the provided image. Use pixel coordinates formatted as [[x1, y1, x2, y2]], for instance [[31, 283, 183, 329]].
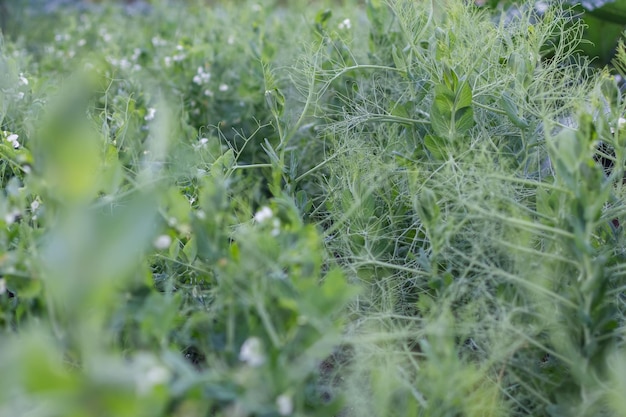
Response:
[[144, 107, 156, 121], [271, 218, 281, 237], [30, 200, 40, 211], [619, 117, 626, 129], [153, 234, 172, 250], [6, 134, 20, 149], [18, 73, 28, 86], [338, 18, 351, 30], [254, 206, 273, 223], [193, 66, 211, 85], [133, 353, 170, 395], [151, 36, 167, 47], [4, 208, 21, 225], [164, 56, 172, 67], [54, 33, 70, 43], [219, 83, 229, 92], [239, 337, 265, 367], [276, 394, 294, 416]]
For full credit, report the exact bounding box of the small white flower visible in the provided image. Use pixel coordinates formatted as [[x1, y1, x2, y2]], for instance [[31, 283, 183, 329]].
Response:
[[204, 89, 213, 97], [252, 3, 262, 12], [219, 83, 229, 92], [153, 234, 172, 250], [239, 337, 265, 367], [164, 56, 172, 67], [619, 117, 626, 129], [271, 218, 281, 237], [118, 58, 131, 70], [145, 107, 156, 121], [254, 206, 273, 223], [18, 73, 28, 86], [151, 36, 167, 47], [338, 18, 351, 30], [54, 33, 69, 42], [276, 394, 293, 416], [30, 200, 40, 211], [4, 208, 21, 225], [16, 92, 25, 100], [77, 38, 86, 47], [6, 134, 19, 149], [133, 353, 170, 395], [199, 137, 209, 145], [0, 278, 5, 295], [227, 35, 235, 45], [193, 67, 212, 85]]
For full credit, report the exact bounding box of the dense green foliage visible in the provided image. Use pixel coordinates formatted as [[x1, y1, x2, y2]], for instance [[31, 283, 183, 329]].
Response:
[[1, 0, 626, 416]]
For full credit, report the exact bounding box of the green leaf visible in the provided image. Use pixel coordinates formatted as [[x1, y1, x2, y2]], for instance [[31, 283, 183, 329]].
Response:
[[430, 74, 475, 139], [391, 45, 406, 73], [552, 129, 581, 174], [600, 76, 621, 109], [454, 106, 475, 136], [583, 0, 626, 24], [442, 65, 459, 91], [264, 88, 285, 118], [455, 80, 473, 109], [314, 9, 332, 34], [424, 134, 447, 160], [417, 188, 440, 226], [211, 149, 235, 176], [500, 93, 530, 129]]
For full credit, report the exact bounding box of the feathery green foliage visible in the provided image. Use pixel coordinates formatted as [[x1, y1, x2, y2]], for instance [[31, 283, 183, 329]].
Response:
[[0, 0, 625, 416]]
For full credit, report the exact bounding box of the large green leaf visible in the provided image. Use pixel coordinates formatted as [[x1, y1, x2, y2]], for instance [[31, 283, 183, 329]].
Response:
[[577, 0, 626, 24], [430, 69, 475, 140]]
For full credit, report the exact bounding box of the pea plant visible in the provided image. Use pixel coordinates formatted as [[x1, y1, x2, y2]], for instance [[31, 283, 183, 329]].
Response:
[[0, 0, 625, 416]]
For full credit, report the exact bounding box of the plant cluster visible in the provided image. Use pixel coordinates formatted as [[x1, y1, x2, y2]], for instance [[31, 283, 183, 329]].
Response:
[[1, 0, 626, 416]]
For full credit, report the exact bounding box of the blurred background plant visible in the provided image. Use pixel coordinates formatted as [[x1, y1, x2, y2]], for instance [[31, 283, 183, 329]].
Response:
[[477, 0, 626, 67], [1, 0, 626, 416]]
